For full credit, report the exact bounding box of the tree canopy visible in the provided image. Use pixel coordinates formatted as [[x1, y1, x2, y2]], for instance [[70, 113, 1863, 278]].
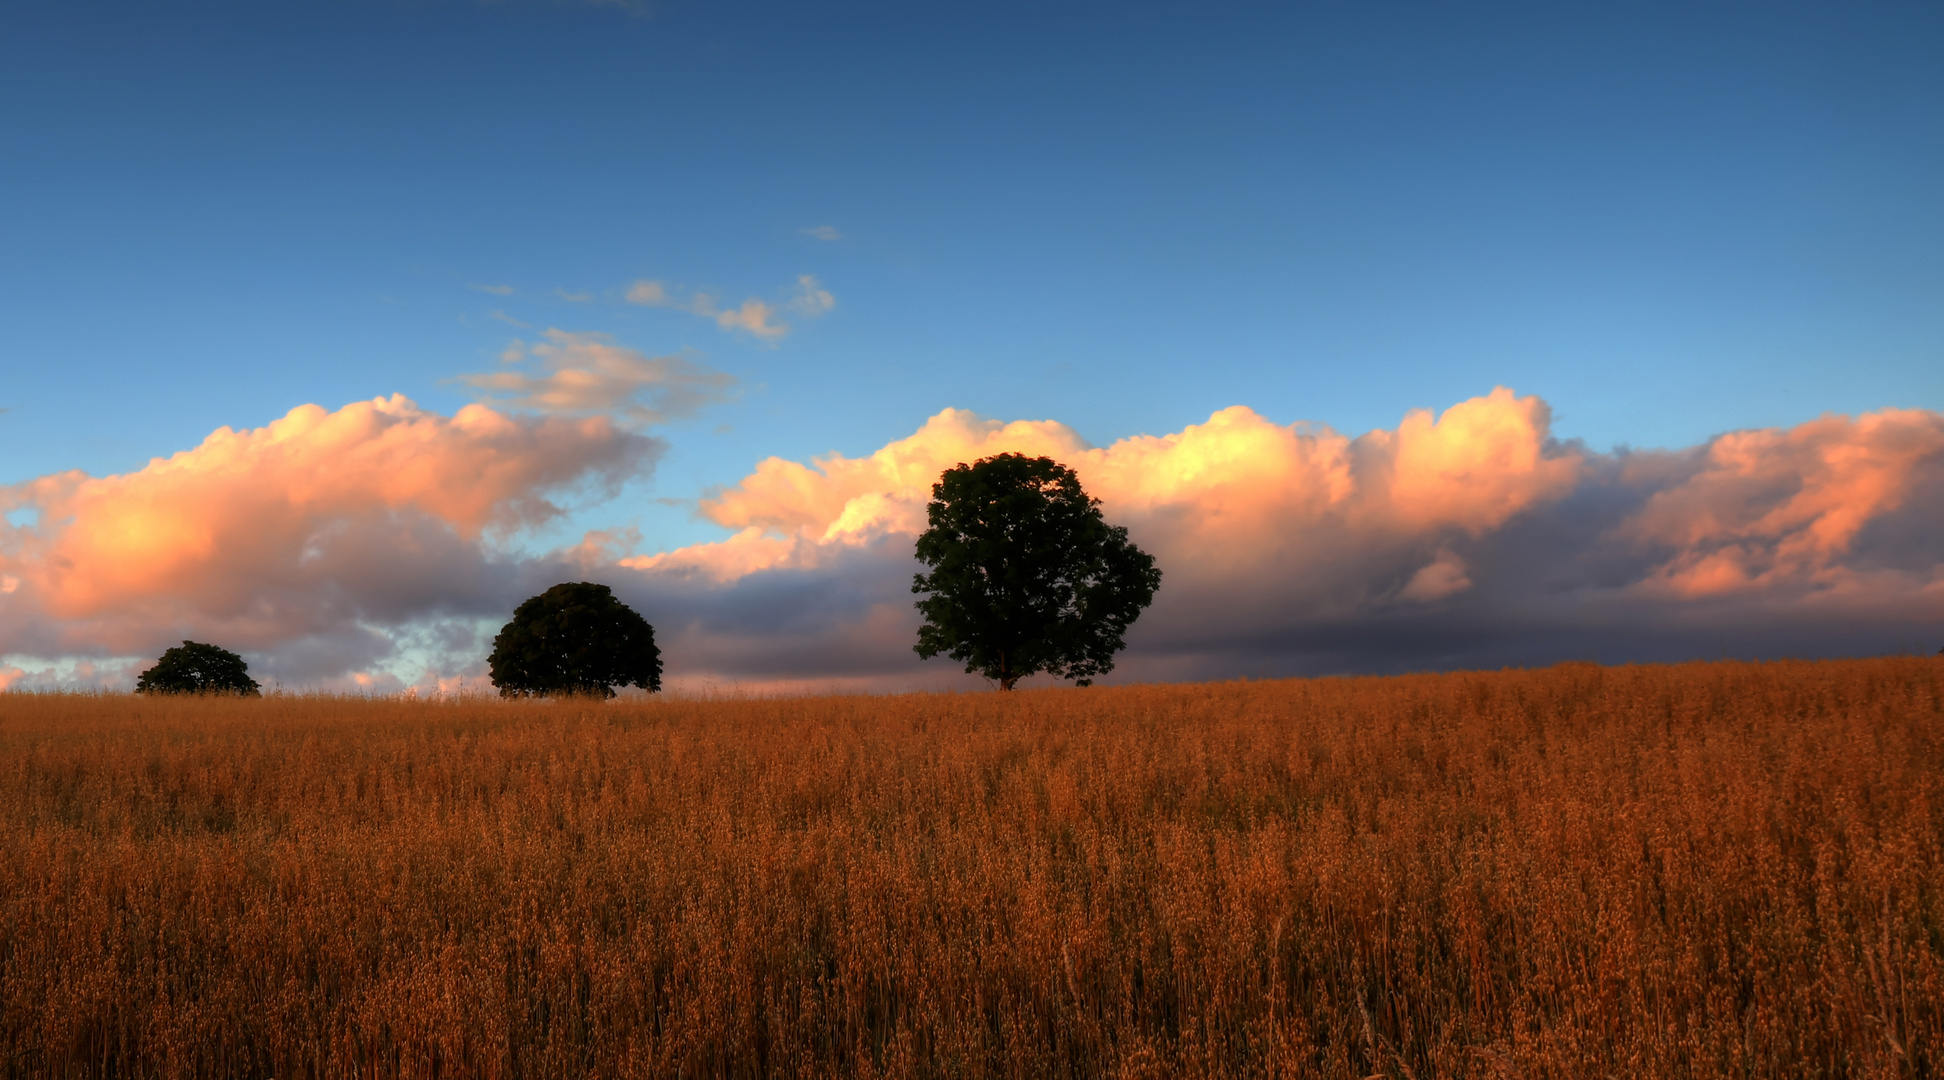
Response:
[[912, 453, 1161, 690], [135, 641, 262, 696], [488, 582, 663, 698]]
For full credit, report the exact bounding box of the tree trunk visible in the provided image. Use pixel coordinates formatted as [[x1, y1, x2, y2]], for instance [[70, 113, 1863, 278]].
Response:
[[998, 650, 1015, 691]]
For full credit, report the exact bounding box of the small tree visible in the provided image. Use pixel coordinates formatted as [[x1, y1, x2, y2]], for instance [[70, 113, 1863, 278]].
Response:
[[489, 582, 662, 698], [913, 453, 1161, 690], [135, 641, 262, 696]]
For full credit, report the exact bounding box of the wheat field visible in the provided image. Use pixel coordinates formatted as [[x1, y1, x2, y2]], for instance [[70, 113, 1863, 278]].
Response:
[[2, 658, 1940, 1078]]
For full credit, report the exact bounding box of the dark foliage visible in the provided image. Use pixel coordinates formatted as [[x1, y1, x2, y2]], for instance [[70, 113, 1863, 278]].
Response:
[[913, 453, 1161, 690], [488, 582, 662, 698], [134, 641, 262, 696]]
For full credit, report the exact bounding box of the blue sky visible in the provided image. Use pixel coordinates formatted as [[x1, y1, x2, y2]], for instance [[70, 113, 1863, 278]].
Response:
[[7, 2, 1941, 504], [3, 0, 1942, 689]]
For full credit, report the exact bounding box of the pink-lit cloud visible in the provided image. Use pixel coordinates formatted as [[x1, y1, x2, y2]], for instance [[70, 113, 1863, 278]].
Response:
[[3, 387, 1940, 694], [1619, 408, 1944, 598], [612, 389, 1944, 690], [459, 330, 735, 424], [0, 395, 655, 682], [628, 388, 1577, 595]]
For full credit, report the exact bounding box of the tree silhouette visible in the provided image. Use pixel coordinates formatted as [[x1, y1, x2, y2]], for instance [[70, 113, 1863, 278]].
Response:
[[488, 582, 662, 698], [913, 453, 1161, 690], [135, 641, 262, 696]]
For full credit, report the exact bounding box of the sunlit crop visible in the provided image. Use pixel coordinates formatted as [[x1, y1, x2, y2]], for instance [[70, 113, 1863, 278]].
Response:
[[3, 658, 1939, 1077]]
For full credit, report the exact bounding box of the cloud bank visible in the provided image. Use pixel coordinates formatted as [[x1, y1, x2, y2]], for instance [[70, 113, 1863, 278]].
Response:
[[615, 389, 1944, 688], [0, 395, 652, 687], [3, 388, 1940, 692]]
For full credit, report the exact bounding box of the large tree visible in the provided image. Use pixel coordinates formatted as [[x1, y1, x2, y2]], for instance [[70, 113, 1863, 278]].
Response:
[[489, 582, 663, 698], [912, 453, 1161, 690], [135, 641, 262, 696]]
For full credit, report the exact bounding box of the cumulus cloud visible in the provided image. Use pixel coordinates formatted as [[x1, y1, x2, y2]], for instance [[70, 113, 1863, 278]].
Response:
[[607, 389, 1944, 689], [625, 275, 834, 341], [643, 389, 1572, 583], [1618, 409, 1944, 598], [459, 330, 735, 424], [6, 386, 1940, 695], [0, 396, 655, 683]]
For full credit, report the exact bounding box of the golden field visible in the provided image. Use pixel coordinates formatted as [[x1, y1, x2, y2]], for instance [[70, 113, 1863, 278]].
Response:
[[2, 658, 1940, 1079]]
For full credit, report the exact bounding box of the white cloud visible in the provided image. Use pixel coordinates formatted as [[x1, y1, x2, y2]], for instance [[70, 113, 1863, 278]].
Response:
[[469, 283, 515, 296], [459, 330, 735, 424], [787, 275, 836, 317], [625, 275, 834, 342], [802, 226, 842, 241]]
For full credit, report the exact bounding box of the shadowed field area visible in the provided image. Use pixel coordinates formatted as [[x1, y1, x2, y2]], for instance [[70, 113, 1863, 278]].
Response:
[[2, 658, 1940, 1078]]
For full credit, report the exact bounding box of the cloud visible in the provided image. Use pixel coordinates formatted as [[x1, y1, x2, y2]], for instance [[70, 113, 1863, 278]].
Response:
[[459, 330, 735, 424], [624, 280, 671, 306], [608, 390, 1944, 690], [0, 657, 139, 693], [1616, 409, 1944, 598], [555, 289, 593, 303], [787, 275, 835, 317], [490, 310, 531, 328], [469, 283, 515, 296], [711, 298, 787, 339], [665, 389, 1572, 577], [1398, 549, 1471, 602], [7, 387, 1940, 694], [802, 226, 842, 241], [625, 275, 834, 341], [0, 396, 655, 682]]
